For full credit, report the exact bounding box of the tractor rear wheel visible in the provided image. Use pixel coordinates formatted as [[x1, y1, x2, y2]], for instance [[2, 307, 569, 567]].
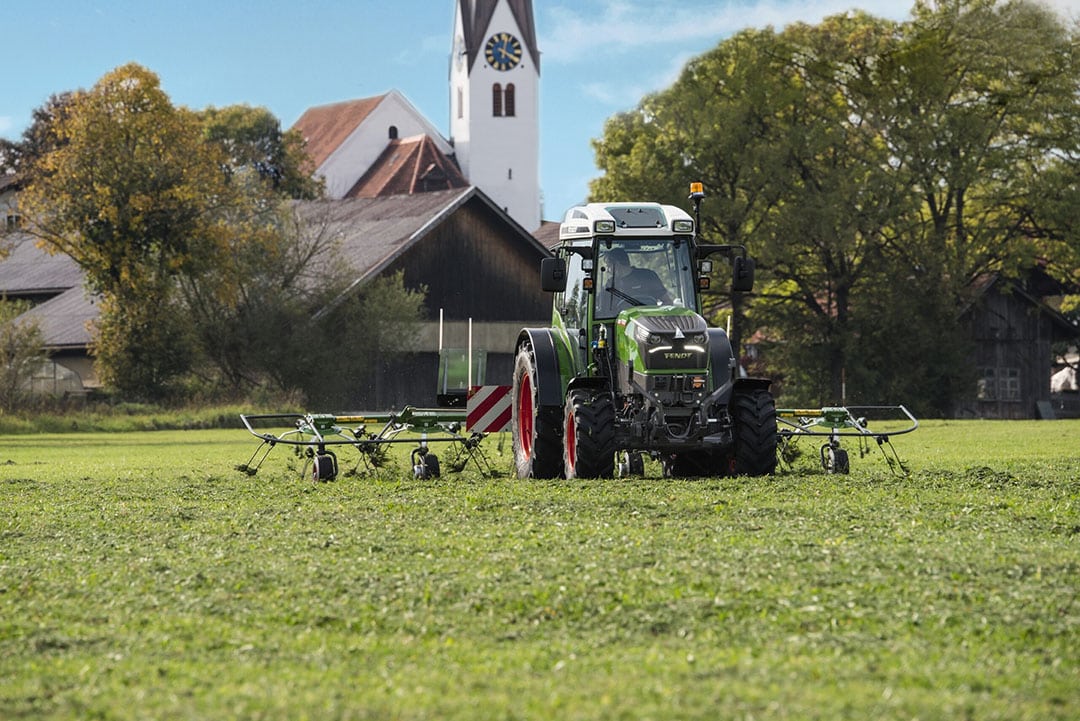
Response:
[[731, 387, 778, 476], [512, 343, 563, 479], [563, 390, 616, 479]]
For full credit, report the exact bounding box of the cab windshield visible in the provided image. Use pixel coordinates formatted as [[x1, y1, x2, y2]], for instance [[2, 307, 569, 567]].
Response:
[[595, 240, 695, 319]]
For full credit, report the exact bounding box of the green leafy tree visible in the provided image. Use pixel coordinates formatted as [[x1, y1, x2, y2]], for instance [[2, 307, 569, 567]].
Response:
[[591, 27, 796, 356], [0, 299, 47, 412], [749, 13, 910, 404], [304, 270, 427, 408], [177, 202, 426, 405], [0, 93, 75, 178], [199, 104, 322, 200], [21, 64, 230, 296], [876, 0, 1080, 297], [589, 1, 1080, 413]]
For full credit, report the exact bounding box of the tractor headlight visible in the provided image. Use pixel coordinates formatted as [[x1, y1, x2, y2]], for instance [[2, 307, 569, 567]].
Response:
[[635, 324, 665, 345]]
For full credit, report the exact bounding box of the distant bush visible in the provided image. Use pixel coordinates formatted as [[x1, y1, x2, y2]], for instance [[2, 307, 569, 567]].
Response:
[[0, 401, 297, 434]]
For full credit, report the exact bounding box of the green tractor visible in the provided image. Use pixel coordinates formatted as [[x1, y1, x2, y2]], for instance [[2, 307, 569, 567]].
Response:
[[512, 184, 777, 479]]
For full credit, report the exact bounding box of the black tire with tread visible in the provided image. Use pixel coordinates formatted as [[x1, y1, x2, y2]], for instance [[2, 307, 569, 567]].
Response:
[[563, 390, 616, 479], [512, 343, 563, 479], [731, 388, 778, 476]]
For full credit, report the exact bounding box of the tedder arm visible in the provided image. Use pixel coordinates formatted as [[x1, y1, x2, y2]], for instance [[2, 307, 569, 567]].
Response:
[[775, 405, 919, 475], [237, 406, 495, 482]]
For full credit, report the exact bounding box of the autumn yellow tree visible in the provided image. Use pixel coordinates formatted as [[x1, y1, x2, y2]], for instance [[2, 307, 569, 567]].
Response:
[[19, 63, 235, 400]]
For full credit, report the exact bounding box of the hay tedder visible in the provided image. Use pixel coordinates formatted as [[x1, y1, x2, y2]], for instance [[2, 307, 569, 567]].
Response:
[[237, 406, 497, 482], [776, 405, 919, 475]]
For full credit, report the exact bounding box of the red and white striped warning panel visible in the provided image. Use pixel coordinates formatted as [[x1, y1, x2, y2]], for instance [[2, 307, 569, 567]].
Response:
[[467, 385, 512, 433]]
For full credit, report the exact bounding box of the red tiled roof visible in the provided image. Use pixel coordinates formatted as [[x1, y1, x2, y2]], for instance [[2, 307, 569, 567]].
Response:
[[291, 95, 387, 171], [344, 135, 468, 199]]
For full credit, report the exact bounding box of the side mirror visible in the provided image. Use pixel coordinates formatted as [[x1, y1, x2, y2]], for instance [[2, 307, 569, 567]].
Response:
[[732, 256, 755, 292], [541, 257, 567, 292]]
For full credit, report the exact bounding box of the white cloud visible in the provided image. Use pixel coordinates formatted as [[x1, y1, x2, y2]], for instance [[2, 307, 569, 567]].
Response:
[[1037, 0, 1080, 21], [0, 116, 11, 135]]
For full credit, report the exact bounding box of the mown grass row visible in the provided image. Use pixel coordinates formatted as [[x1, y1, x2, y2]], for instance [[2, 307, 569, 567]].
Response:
[[1, 420, 1077, 719]]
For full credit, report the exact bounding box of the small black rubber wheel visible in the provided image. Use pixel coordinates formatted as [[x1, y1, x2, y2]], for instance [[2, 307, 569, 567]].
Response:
[[829, 447, 850, 474], [424, 452, 441, 479], [312, 454, 337, 482]]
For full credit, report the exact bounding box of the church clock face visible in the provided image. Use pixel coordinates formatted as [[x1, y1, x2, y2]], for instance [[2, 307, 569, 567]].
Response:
[[484, 32, 522, 71]]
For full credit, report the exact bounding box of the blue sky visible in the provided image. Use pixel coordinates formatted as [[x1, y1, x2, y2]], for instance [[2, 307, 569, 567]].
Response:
[[4, 0, 1077, 221]]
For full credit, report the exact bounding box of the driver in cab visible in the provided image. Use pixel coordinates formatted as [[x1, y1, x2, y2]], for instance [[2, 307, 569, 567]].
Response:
[[605, 248, 672, 309]]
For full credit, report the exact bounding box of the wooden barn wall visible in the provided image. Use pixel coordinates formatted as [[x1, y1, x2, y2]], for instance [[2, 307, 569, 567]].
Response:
[[960, 290, 1056, 419], [355, 200, 549, 409], [384, 199, 549, 322]]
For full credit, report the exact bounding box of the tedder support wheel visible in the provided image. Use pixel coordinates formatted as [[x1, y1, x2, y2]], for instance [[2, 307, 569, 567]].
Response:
[[823, 445, 849, 474], [512, 342, 563, 479], [311, 453, 337, 482], [731, 387, 778, 476], [563, 389, 616, 479]]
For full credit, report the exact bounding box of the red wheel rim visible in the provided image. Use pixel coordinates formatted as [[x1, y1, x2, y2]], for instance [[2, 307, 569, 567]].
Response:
[[564, 410, 576, 472], [517, 373, 534, 458]]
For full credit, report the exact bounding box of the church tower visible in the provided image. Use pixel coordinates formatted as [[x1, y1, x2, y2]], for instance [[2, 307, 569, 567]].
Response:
[[450, 0, 541, 231]]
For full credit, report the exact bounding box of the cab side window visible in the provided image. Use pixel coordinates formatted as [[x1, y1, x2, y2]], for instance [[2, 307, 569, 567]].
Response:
[[560, 251, 589, 332]]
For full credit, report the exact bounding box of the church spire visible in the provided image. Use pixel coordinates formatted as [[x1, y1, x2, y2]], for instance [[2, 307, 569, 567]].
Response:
[[450, 0, 541, 230], [457, 0, 540, 75]]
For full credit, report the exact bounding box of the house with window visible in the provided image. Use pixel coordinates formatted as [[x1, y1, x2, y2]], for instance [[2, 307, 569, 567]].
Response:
[[1, 174, 100, 397]]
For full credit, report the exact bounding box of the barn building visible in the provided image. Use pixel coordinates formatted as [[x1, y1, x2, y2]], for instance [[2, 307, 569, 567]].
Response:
[[957, 273, 1078, 419]]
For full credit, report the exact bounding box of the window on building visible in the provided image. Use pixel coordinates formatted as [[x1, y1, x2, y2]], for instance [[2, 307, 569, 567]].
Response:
[[457, 87, 463, 119], [492, 83, 503, 116], [5, 212, 20, 231], [388, 125, 399, 140], [505, 83, 516, 117], [1000, 367, 1021, 401], [978, 366, 1022, 402]]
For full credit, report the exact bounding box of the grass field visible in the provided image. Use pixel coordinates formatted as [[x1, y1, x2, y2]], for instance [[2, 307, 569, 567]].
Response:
[[1, 419, 1078, 720]]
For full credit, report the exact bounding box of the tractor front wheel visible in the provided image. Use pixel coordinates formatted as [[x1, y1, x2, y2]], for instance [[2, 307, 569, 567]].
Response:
[[512, 342, 563, 479], [563, 390, 616, 479]]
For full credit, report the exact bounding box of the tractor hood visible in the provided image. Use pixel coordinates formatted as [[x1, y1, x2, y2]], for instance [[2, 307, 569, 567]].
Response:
[[617, 307, 710, 371]]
